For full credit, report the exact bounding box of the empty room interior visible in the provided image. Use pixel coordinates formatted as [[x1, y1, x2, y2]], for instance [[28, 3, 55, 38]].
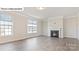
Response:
[[0, 7, 79, 51]]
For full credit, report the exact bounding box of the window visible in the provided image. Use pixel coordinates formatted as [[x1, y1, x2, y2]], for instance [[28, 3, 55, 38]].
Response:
[[27, 19, 37, 33], [0, 14, 13, 36]]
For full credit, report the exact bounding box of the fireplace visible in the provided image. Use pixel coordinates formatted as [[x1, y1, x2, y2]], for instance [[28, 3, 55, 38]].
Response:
[[51, 30, 59, 38]]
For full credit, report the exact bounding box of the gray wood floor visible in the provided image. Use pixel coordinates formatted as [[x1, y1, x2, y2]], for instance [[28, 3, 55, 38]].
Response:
[[0, 36, 79, 51]]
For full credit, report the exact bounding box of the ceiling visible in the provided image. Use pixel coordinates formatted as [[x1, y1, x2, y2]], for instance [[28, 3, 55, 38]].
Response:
[[21, 7, 79, 19]]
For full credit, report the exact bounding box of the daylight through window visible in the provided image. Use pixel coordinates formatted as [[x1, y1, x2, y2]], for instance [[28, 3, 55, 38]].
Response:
[[27, 19, 37, 33], [0, 14, 13, 36]]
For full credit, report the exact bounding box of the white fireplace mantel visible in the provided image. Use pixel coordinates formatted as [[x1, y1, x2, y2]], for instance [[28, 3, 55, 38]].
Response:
[[48, 28, 63, 38]]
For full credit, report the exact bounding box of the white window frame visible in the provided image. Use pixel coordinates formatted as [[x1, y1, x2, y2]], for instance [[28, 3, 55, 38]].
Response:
[[27, 19, 37, 33], [0, 14, 13, 36]]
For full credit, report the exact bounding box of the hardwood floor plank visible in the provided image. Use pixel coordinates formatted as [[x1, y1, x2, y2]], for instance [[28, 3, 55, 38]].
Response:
[[0, 36, 79, 51]]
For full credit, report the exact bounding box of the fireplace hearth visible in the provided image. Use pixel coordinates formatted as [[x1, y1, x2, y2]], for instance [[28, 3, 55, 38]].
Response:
[[51, 30, 59, 38]]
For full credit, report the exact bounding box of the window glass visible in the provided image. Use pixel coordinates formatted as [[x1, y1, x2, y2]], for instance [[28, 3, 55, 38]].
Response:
[[0, 14, 13, 36], [27, 19, 37, 33]]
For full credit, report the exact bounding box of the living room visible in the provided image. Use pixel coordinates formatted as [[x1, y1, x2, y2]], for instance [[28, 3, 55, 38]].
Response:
[[0, 7, 79, 51]]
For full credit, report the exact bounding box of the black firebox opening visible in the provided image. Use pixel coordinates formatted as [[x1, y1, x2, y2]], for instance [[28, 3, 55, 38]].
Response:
[[51, 30, 59, 38]]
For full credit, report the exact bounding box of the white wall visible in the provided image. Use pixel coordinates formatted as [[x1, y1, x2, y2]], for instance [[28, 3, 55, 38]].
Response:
[[0, 12, 42, 43], [42, 20, 48, 36], [77, 14, 79, 39], [64, 16, 77, 38]]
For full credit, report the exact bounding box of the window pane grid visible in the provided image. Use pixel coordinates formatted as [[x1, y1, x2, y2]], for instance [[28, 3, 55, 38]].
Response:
[[0, 25, 12, 36], [27, 20, 37, 33], [0, 14, 13, 36]]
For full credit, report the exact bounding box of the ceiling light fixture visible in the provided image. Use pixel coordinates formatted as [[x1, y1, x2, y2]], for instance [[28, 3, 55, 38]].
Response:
[[36, 7, 45, 10]]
